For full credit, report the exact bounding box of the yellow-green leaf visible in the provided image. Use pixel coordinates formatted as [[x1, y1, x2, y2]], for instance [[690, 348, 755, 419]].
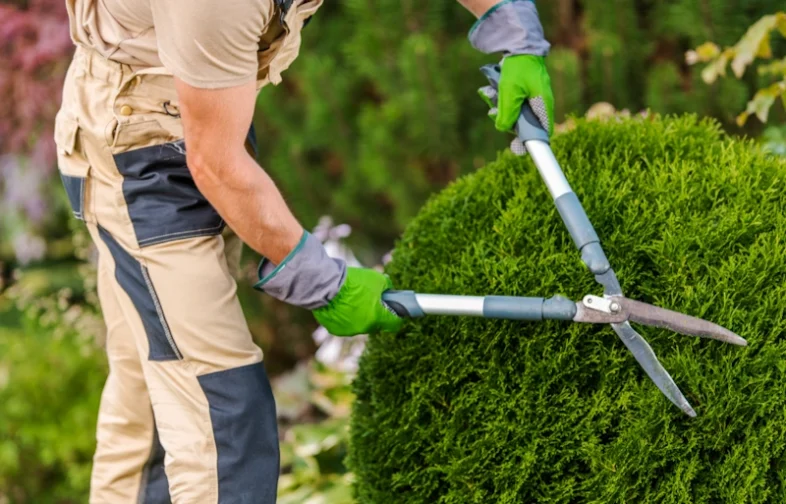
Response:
[[701, 65, 718, 84], [758, 57, 786, 77], [776, 12, 786, 38], [701, 52, 730, 84], [742, 82, 786, 124], [731, 14, 779, 77], [695, 42, 721, 61], [756, 32, 772, 59]]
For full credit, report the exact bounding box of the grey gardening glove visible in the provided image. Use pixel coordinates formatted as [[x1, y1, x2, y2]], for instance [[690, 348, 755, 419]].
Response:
[[254, 231, 402, 336]]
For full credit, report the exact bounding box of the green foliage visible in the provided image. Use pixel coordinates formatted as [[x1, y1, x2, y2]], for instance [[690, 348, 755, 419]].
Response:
[[689, 12, 786, 125], [0, 254, 105, 503], [0, 299, 106, 503], [762, 124, 786, 154], [254, 2, 505, 254], [256, 2, 784, 253], [545, 48, 582, 122], [349, 115, 786, 503], [644, 62, 686, 115], [583, 0, 648, 110], [277, 361, 357, 504]]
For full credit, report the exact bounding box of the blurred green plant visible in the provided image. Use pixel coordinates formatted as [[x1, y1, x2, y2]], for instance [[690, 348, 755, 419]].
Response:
[[762, 123, 786, 155], [276, 361, 356, 504], [687, 12, 786, 126], [0, 266, 106, 503], [256, 1, 783, 257]]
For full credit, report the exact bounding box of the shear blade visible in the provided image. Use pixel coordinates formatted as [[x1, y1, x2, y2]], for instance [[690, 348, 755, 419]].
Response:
[[612, 322, 696, 417], [619, 298, 747, 346]]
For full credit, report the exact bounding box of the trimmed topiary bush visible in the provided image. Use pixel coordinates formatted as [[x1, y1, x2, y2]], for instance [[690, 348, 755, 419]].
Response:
[[349, 115, 786, 503]]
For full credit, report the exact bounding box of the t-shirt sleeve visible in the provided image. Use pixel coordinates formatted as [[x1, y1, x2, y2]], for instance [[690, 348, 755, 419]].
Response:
[[151, 0, 269, 89]]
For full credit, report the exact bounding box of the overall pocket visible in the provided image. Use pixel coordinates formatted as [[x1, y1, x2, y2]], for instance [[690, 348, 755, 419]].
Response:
[[113, 139, 225, 248], [54, 113, 91, 221], [110, 76, 225, 248]]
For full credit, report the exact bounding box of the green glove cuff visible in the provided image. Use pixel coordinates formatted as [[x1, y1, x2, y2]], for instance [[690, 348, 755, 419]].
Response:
[[313, 267, 403, 337]]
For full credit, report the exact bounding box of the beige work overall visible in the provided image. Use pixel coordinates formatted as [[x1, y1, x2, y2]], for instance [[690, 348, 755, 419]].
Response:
[[55, 1, 321, 501]]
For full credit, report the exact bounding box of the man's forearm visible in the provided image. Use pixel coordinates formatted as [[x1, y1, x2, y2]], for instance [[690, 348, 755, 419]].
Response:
[[189, 150, 303, 265], [174, 78, 304, 265], [457, 0, 499, 17]]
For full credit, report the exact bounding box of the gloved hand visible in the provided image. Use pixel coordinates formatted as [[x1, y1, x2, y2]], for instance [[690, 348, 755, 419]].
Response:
[[313, 267, 402, 336], [481, 55, 554, 136], [254, 231, 402, 336], [469, 0, 554, 136]]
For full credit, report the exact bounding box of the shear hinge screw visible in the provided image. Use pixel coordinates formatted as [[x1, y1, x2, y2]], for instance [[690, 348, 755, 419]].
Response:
[[610, 302, 621, 313]]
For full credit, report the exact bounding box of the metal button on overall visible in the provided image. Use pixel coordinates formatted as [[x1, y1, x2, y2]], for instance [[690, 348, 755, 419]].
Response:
[[120, 105, 133, 116]]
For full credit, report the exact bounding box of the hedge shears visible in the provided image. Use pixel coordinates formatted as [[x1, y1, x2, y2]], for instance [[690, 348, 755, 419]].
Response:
[[381, 64, 747, 417]]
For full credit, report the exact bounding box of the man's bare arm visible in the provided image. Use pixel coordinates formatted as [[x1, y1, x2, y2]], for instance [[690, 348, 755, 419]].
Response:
[[173, 77, 402, 336], [175, 78, 302, 264], [457, 0, 499, 17]]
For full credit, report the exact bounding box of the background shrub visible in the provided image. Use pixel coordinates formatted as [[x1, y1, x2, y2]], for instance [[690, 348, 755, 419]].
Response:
[[0, 297, 105, 503], [350, 115, 786, 503], [255, 1, 785, 255]]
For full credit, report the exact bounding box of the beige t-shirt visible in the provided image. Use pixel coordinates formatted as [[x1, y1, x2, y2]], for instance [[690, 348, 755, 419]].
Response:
[[66, 0, 317, 89]]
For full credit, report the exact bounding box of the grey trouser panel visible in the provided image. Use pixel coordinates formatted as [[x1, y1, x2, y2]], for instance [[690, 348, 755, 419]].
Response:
[[55, 46, 280, 503]]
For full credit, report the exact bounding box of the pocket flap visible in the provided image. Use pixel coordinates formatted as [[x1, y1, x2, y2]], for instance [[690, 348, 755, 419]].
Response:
[[54, 113, 90, 178], [54, 114, 79, 156]]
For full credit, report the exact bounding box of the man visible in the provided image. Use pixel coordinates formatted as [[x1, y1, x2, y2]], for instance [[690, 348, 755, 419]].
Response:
[[55, 0, 554, 501]]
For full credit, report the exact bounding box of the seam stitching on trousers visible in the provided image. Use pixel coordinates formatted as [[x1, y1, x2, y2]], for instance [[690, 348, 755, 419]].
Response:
[[77, 177, 85, 220], [140, 265, 182, 360], [137, 220, 225, 246]]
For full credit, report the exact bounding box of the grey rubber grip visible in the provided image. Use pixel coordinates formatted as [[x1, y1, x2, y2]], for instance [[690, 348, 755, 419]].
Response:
[[554, 192, 599, 249], [480, 64, 550, 144], [381, 290, 424, 318], [516, 102, 550, 144], [483, 296, 545, 320], [483, 295, 577, 321], [542, 295, 579, 320], [594, 269, 622, 296], [581, 243, 611, 276], [554, 193, 611, 274]]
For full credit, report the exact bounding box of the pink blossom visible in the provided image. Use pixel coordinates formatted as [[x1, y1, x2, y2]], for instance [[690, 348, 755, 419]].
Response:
[[12, 231, 47, 265], [0, 0, 72, 158], [0, 0, 70, 260]]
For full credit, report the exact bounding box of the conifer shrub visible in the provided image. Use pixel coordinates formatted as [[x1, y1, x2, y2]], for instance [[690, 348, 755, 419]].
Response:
[[349, 115, 786, 503]]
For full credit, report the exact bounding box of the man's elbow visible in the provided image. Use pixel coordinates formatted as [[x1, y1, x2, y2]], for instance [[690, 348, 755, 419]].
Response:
[[185, 144, 242, 188], [185, 149, 214, 186]]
